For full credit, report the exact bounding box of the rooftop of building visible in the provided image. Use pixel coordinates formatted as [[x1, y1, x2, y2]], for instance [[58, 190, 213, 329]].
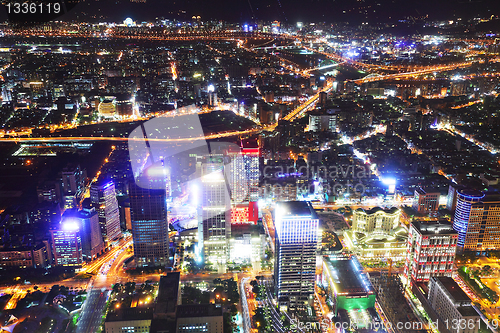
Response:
[[241, 138, 259, 149], [90, 178, 115, 189], [433, 277, 470, 303], [155, 272, 180, 315], [62, 207, 96, 220], [457, 188, 485, 199], [308, 109, 338, 116], [457, 306, 480, 317], [105, 306, 154, 322], [230, 223, 264, 237], [354, 206, 400, 215], [176, 304, 223, 318], [482, 193, 500, 203], [149, 319, 176, 333], [323, 256, 375, 296], [276, 201, 317, 219], [415, 187, 440, 195], [412, 220, 456, 235], [457, 188, 500, 203]]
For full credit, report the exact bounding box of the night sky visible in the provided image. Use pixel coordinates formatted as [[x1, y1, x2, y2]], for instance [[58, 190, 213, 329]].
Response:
[[2, 0, 500, 24]]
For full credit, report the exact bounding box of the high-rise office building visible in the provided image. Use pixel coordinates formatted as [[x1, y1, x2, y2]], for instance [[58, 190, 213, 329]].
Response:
[[63, 206, 104, 261], [446, 184, 466, 211], [200, 155, 231, 273], [50, 220, 83, 266], [413, 187, 440, 214], [274, 201, 319, 311], [452, 189, 500, 251], [91, 180, 122, 243], [405, 220, 458, 283], [229, 140, 260, 224], [308, 112, 337, 132], [130, 174, 170, 268], [60, 164, 87, 209], [428, 277, 480, 333]]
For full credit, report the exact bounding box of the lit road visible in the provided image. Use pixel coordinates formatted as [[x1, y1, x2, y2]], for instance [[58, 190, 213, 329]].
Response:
[[3, 30, 280, 42], [282, 80, 334, 122], [4, 286, 27, 310], [259, 279, 284, 333], [0, 236, 133, 311], [75, 289, 109, 333], [352, 60, 482, 84], [240, 277, 252, 333], [436, 122, 500, 156], [0, 128, 262, 143], [314, 288, 331, 332], [262, 209, 275, 254], [304, 43, 485, 74], [80, 236, 132, 276]]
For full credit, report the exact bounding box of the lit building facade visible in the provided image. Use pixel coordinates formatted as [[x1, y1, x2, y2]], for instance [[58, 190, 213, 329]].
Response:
[[105, 308, 153, 333], [229, 227, 266, 272], [345, 207, 406, 259], [130, 176, 169, 268], [321, 256, 376, 315], [428, 277, 480, 333], [0, 244, 48, 269], [229, 140, 259, 224], [50, 221, 83, 266], [308, 112, 337, 132], [413, 187, 440, 214], [176, 304, 223, 333], [230, 202, 258, 224], [98, 98, 117, 118], [200, 156, 231, 273], [91, 180, 122, 243], [352, 207, 401, 234], [453, 189, 500, 251], [405, 220, 458, 283], [260, 182, 297, 202], [0, 248, 33, 268], [60, 164, 86, 209], [63, 206, 104, 261], [274, 201, 319, 311]]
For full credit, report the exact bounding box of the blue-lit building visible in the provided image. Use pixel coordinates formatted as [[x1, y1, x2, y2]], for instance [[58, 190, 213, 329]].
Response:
[[50, 220, 83, 266], [321, 255, 376, 315], [453, 189, 485, 249], [453, 189, 500, 252], [91, 180, 122, 244], [63, 205, 104, 261], [274, 201, 319, 311]]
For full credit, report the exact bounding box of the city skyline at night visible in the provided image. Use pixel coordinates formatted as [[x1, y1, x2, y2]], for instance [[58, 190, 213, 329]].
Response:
[[0, 2, 500, 332]]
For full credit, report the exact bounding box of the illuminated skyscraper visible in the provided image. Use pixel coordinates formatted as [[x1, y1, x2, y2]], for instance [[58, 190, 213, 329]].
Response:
[[200, 155, 231, 273], [60, 164, 86, 209], [405, 220, 457, 283], [62, 207, 104, 261], [453, 189, 500, 251], [91, 180, 122, 243], [229, 140, 259, 224], [50, 220, 83, 266], [129, 173, 170, 268], [274, 201, 319, 311]]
